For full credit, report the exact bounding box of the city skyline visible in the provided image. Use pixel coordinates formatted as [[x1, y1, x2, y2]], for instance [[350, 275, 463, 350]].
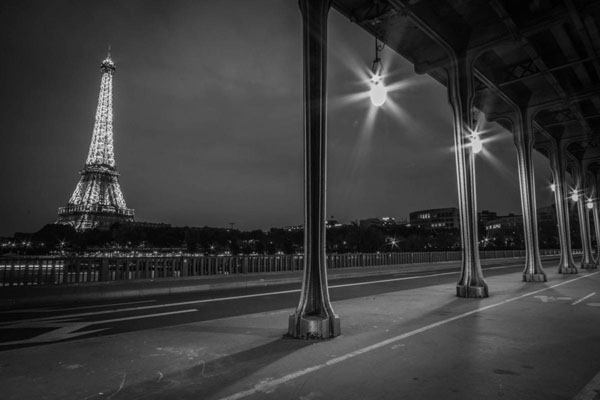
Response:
[[0, 1, 557, 238]]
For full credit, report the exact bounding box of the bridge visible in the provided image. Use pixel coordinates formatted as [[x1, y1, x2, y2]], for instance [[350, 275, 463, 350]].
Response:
[[289, 0, 600, 338], [2, 1, 600, 399], [1, 255, 599, 399]]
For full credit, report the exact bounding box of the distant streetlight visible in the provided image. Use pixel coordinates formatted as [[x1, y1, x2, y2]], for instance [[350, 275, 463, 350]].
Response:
[[572, 191, 579, 202], [369, 37, 387, 107], [385, 236, 399, 250], [587, 198, 593, 209], [550, 183, 556, 192]]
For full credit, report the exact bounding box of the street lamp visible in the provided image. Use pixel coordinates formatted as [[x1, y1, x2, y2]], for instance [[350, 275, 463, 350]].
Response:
[[471, 134, 483, 154], [587, 198, 593, 209], [571, 190, 579, 202], [550, 183, 556, 192], [369, 37, 387, 107], [386, 236, 399, 250]]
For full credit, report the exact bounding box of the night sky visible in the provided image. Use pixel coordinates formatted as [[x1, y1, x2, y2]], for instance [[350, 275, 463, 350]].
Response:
[[0, 0, 555, 237]]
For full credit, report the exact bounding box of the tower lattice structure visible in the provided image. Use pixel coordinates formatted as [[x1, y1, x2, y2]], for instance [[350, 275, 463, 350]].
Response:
[[56, 53, 134, 231]]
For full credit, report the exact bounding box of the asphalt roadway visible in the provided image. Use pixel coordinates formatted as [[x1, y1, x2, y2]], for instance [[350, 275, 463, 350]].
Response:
[[1, 257, 599, 400]]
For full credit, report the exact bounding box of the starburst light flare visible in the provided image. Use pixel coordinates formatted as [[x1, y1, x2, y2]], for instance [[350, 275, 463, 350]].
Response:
[[369, 73, 387, 107], [369, 37, 387, 107]]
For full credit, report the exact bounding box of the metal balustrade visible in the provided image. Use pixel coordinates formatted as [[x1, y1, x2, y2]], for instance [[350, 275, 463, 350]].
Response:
[[0, 249, 565, 287]]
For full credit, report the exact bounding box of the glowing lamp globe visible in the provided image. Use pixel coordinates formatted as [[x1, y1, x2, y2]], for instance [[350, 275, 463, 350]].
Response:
[[572, 192, 579, 202], [369, 75, 387, 107], [550, 183, 556, 192], [587, 199, 593, 209], [471, 136, 483, 154]]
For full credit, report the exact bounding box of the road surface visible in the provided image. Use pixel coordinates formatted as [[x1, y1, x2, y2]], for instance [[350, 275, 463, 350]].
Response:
[[1, 257, 599, 400]]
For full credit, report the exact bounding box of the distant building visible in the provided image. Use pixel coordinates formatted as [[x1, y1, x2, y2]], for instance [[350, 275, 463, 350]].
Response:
[[129, 221, 172, 229], [484, 214, 521, 234], [394, 217, 409, 226], [478, 210, 498, 224], [409, 208, 459, 230], [359, 217, 396, 229], [284, 224, 303, 232], [326, 218, 343, 229]]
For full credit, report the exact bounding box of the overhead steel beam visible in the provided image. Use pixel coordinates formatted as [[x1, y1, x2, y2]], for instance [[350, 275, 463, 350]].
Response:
[[489, 0, 593, 136], [542, 113, 600, 128], [498, 56, 600, 87], [526, 85, 600, 110], [564, 0, 600, 79], [414, 10, 571, 75]]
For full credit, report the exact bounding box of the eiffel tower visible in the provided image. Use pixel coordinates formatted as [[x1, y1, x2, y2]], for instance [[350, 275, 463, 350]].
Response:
[[56, 52, 134, 231]]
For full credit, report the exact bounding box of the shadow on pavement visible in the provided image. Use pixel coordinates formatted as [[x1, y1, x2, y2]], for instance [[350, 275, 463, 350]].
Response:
[[93, 335, 315, 400]]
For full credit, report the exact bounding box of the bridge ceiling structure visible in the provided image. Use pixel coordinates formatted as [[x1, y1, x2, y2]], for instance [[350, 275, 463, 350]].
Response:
[[331, 0, 600, 168]]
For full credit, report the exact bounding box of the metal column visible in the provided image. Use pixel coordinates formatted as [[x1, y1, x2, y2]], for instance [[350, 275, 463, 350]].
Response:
[[549, 141, 578, 273], [447, 55, 488, 298], [592, 171, 600, 262], [573, 166, 597, 269], [288, 0, 340, 339], [514, 108, 546, 281]]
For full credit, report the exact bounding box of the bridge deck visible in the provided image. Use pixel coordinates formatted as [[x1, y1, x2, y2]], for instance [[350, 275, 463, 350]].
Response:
[[1, 260, 599, 399]]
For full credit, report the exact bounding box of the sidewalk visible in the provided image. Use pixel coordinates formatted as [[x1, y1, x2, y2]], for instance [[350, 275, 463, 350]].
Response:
[[0, 256, 551, 309]]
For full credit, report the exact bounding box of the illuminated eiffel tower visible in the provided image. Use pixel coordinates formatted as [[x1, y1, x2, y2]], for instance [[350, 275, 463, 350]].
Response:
[[56, 52, 134, 231]]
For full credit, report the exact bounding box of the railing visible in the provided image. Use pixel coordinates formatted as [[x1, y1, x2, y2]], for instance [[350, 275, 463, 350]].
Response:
[[0, 249, 564, 287]]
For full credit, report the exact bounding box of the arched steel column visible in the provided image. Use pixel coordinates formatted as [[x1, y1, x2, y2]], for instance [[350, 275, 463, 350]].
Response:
[[514, 108, 546, 281], [588, 169, 600, 264], [390, 2, 486, 296], [584, 172, 599, 268], [594, 203, 600, 262], [447, 55, 488, 298], [591, 171, 600, 262], [288, 0, 340, 339], [573, 165, 597, 269], [548, 140, 578, 273]]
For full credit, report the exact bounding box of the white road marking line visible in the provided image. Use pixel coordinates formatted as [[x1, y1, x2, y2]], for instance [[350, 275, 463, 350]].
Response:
[[217, 271, 600, 400], [329, 265, 520, 289], [55, 300, 156, 311], [0, 307, 53, 313], [0, 264, 520, 327], [572, 368, 600, 400], [0, 309, 198, 346], [534, 295, 573, 303], [0, 290, 300, 327], [330, 271, 457, 288], [1, 300, 157, 314], [49, 300, 157, 311], [86, 308, 198, 324], [572, 292, 596, 305]]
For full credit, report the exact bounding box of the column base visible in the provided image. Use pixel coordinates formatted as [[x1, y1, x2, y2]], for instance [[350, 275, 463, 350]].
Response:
[[456, 285, 488, 298], [288, 314, 341, 339], [558, 267, 578, 274], [523, 273, 547, 282], [580, 262, 598, 269]]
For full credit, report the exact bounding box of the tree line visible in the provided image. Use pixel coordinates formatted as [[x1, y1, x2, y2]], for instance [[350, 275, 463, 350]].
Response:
[[0, 218, 576, 256]]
